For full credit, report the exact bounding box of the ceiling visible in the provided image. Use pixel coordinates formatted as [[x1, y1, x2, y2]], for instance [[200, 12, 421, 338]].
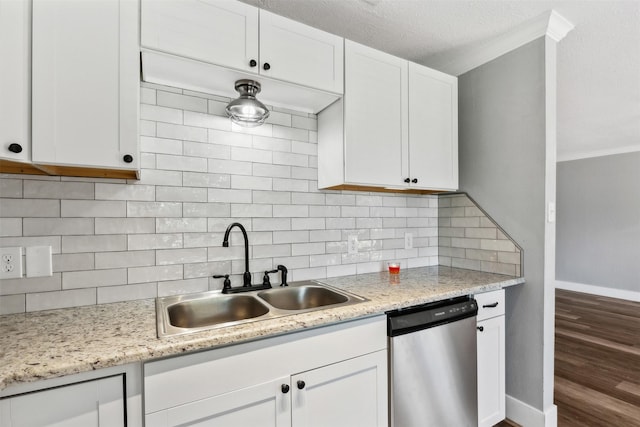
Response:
[[240, 0, 640, 161]]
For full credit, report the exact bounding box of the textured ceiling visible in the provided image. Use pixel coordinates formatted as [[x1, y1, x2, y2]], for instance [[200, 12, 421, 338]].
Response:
[[240, 0, 640, 161]]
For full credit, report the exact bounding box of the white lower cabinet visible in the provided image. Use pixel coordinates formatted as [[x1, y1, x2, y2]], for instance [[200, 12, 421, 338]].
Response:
[[144, 316, 388, 427], [475, 289, 506, 427], [0, 375, 125, 427], [291, 351, 387, 427], [145, 376, 291, 427]]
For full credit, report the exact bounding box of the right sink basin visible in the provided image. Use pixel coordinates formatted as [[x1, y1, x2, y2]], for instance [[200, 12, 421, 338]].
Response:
[[257, 284, 349, 310]]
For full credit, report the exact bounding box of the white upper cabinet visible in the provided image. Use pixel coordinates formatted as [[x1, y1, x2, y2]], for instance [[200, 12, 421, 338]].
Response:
[[259, 10, 343, 94], [0, 0, 31, 165], [343, 40, 408, 187], [140, 0, 343, 99], [318, 40, 458, 192], [31, 0, 139, 176], [409, 62, 458, 191], [141, 0, 259, 73]]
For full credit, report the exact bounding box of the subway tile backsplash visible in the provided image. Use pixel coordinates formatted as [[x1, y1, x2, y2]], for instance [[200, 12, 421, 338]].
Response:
[[438, 194, 522, 277], [0, 82, 439, 314]]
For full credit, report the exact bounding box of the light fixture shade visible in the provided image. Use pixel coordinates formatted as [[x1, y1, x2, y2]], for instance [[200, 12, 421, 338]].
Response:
[[226, 79, 270, 127]]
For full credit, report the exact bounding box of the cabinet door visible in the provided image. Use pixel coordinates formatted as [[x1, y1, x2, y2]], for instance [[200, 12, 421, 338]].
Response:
[[141, 0, 259, 73], [31, 0, 138, 170], [408, 62, 458, 190], [145, 377, 291, 427], [477, 315, 506, 427], [259, 10, 343, 94], [291, 350, 387, 427], [344, 40, 408, 187], [0, 0, 30, 164], [0, 375, 124, 427]]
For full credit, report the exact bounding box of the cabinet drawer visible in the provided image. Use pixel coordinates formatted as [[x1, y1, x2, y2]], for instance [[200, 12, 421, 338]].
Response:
[[475, 289, 505, 321]]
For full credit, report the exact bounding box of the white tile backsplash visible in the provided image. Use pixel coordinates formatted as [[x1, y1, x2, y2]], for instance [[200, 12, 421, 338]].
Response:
[[0, 82, 439, 312]]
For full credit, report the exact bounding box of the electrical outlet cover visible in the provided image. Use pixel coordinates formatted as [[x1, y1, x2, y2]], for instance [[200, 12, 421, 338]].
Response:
[[404, 232, 413, 250], [26, 246, 53, 278], [347, 235, 358, 255], [1, 247, 23, 279]]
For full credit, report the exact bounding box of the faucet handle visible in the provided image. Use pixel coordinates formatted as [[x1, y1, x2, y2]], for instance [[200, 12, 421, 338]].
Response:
[[213, 274, 232, 292], [277, 265, 288, 287], [263, 269, 278, 286]]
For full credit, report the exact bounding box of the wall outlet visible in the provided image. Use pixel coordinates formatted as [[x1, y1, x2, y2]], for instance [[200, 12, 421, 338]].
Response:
[[347, 235, 358, 255], [404, 232, 413, 250], [1, 247, 23, 279]]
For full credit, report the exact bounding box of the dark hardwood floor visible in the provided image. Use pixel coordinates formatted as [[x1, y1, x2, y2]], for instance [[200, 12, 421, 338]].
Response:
[[554, 289, 640, 427], [495, 290, 640, 427]]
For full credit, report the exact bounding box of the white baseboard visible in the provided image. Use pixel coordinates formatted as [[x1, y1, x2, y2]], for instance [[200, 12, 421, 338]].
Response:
[[506, 395, 557, 427], [555, 280, 640, 302]]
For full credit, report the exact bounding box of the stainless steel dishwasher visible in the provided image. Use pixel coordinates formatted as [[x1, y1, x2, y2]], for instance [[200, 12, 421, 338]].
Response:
[[387, 296, 478, 427]]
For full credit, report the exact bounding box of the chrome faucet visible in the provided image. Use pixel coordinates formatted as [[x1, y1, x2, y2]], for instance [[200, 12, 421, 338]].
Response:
[[222, 222, 252, 287]]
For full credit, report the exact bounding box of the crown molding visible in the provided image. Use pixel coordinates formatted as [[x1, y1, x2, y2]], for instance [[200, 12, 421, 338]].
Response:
[[557, 144, 640, 162], [429, 10, 575, 76]]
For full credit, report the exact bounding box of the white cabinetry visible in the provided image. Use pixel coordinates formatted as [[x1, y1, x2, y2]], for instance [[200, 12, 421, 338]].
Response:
[[0, 375, 125, 427], [31, 0, 139, 178], [141, 0, 343, 109], [259, 10, 343, 94], [291, 350, 386, 427], [144, 316, 387, 427], [318, 40, 458, 192], [475, 289, 506, 427], [341, 40, 408, 188], [408, 63, 458, 190], [0, 0, 32, 169], [141, 0, 259, 73]]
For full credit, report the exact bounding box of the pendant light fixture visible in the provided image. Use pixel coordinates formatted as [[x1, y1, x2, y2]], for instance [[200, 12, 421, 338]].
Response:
[[225, 79, 270, 127]]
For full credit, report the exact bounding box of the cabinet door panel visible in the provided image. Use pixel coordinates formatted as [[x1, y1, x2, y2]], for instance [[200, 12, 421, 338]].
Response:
[[478, 315, 506, 427], [146, 377, 291, 427], [142, 0, 258, 73], [344, 41, 408, 187], [292, 350, 387, 427], [259, 10, 343, 94], [1, 375, 124, 427], [409, 62, 458, 190], [31, 0, 138, 170], [0, 0, 30, 163]]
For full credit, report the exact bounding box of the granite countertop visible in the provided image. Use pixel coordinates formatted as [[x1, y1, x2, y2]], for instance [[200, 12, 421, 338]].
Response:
[[0, 266, 524, 391]]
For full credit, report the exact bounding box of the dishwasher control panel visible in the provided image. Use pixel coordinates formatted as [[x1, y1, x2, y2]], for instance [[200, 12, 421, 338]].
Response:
[[387, 296, 477, 337]]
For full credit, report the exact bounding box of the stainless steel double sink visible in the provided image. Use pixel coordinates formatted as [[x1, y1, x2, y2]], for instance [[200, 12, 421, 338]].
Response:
[[156, 281, 367, 337]]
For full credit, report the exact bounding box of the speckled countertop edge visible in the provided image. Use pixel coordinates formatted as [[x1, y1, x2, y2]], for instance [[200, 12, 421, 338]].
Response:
[[0, 266, 524, 391]]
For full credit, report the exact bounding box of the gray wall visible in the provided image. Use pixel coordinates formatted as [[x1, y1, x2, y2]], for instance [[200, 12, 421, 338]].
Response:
[[556, 152, 640, 292], [458, 38, 553, 414]]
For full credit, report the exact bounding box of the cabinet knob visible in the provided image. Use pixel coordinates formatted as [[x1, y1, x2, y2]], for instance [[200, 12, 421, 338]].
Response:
[[477, 326, 484, 332], [123, 154, 133, 163], [404, 178, 410, 183], [483, 302, 499, 308], [7, 143, 22, 154], [411, 178, 418, 184], [263, 62, 271, 71], [281, 384, 290, 394], [297, 380, 306, 390], [249, 59, 257, 67]]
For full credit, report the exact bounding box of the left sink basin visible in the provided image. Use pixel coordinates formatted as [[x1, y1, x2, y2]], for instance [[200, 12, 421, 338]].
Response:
[[168, 295, 269, 328], [156, 292, 271, 337]]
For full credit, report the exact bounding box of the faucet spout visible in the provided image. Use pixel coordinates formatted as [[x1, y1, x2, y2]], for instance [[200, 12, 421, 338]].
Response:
[[222, 222, 251, 287]]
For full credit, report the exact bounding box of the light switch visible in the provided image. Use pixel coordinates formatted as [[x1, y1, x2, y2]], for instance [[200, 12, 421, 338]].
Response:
[[548, 202, 556, 223], [26, 246, 53, 278]]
